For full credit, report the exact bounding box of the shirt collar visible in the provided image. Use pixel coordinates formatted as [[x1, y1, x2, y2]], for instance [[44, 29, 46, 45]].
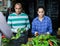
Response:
[[37, 16, 45, 21], [13, 12, 23, 16]]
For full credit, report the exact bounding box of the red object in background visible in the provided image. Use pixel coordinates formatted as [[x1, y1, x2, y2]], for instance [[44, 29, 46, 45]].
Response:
[[2, 34, 5, 38]]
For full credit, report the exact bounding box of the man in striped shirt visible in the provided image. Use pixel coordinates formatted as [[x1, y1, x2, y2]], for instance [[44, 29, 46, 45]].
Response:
[[7, 3, 30, 33], [7, 3, 30, 46]]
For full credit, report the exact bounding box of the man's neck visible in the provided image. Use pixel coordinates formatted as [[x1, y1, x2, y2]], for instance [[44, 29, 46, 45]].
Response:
[[16, 12, 21, 15]]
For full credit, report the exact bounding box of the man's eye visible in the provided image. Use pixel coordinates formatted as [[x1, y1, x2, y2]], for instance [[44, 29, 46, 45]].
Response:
[[16, 8, 17, 9], [15, 8, 18, 9], [15, 8, 21, 9]]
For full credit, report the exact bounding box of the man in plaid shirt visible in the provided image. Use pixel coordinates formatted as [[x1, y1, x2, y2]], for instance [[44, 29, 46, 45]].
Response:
[[32, 6, 52, 36]]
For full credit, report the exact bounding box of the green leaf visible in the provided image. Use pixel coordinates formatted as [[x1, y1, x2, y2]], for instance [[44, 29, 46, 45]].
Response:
[[11, 36, 16, 39], [50, 39, 58, 46]]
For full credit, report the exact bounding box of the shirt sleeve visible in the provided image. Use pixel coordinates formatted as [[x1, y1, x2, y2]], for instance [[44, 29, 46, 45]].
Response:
[[7, 14, 17, 33], [32, 20, 37, 35], [48, 18, 52, 34]]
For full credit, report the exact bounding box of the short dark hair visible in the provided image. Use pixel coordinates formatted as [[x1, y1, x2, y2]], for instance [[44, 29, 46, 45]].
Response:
[[14, 3, 22, 8], [37, 6, 45, 11]]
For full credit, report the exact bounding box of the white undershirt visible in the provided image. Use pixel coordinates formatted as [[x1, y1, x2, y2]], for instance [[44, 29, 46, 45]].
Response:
[[39, 17, 44, 22]]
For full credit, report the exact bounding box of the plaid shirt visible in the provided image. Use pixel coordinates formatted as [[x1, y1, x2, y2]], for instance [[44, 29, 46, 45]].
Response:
[[32, 16, 52, 35]]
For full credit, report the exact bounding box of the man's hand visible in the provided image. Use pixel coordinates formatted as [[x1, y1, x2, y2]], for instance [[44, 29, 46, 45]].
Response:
[[35, 32, 39, 36]]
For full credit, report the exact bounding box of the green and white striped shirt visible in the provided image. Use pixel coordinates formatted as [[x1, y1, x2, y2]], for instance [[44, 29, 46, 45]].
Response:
[[7, 13, 30, 33]]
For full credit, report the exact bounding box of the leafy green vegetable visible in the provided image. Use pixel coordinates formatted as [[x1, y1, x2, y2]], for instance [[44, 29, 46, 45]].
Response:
[[11, 28, 26, 39], [28, 34, 59, 46], [2, 29, 59, 46], [21, 34, 59, 46], [2, 28, 26, 46]]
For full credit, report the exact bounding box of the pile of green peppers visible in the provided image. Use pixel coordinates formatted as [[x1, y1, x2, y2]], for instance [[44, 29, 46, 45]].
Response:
[[32, 34, 58, 46], [21, 34, 59, 46]]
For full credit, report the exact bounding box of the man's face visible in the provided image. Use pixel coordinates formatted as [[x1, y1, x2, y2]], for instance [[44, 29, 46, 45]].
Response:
[[14, 5, 22, 14], [37, 8, 45, 18]]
